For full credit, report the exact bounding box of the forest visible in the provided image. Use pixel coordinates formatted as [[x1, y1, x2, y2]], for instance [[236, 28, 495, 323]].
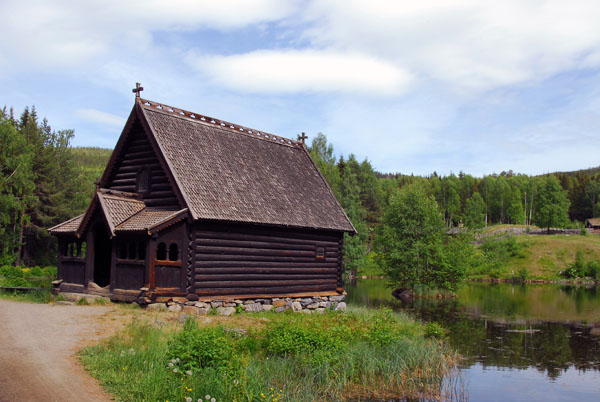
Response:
[[1, 106, 599, 269]]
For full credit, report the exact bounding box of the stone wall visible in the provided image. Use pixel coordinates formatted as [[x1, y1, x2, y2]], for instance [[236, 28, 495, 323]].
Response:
[[146, 295, 346, 316]]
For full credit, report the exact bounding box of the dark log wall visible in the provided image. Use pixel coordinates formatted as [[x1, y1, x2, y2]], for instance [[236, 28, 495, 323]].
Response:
[[105, 118, 180, 208], [192, 222, 343, 297]]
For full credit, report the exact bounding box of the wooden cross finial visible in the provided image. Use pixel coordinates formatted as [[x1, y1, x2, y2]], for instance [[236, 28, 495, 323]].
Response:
[[299, 132, 308, 144], [132, 82, 144, 98]]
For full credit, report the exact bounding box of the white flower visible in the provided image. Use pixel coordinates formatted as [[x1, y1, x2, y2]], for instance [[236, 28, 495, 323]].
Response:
[[205, 396, 210, 400], [233, 380, 239, 385], [173, 368, 178, 373], [185, 398, 192, 402], [171, 358, 177, 363], [175, 358, 180, 363], [211, 398, 215, 402], [186, 370, 192, 376], [168, 363, 174, 368]]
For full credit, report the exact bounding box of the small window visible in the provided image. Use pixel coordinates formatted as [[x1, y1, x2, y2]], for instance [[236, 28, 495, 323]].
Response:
[[61, 242, 69, 257], [168, 243, 179, 261], [156, 242, 167, 260], [316, 247, 325, 259], [136, 167, 151, 193], [128, 242, 137, 260], [80, 242, 87, 258], [137, 242, 146, 260], [119, 243, 128, 259]]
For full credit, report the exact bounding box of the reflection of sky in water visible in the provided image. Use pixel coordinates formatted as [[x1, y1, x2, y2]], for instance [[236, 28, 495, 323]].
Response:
[[464, 364, 600, 402]]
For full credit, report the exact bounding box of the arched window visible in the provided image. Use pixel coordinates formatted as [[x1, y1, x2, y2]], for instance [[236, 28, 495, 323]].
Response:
[[168, 243, 179, 261], [156, 242, 167, 260]]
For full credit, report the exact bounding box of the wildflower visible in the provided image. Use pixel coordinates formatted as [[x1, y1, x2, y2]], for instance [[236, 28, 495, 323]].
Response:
[[175, 358, 180, 363], [205, 395, 210, 400], [168, 363, 174, 368], [186, 370, 192, 376], [211, 399, 215, 402], [233, 380, 239, 385], [173, 368, 178, 373], [186, 398, 192, 402], [171, 358, 177, 364]]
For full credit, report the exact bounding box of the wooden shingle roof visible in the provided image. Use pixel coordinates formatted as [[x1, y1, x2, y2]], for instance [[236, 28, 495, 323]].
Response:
[[137, 99, 355, 233], [48, 215, 84, 235]]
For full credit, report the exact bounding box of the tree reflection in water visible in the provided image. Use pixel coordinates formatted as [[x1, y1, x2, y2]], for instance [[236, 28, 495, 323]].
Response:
[[346, 279, 600, 380]]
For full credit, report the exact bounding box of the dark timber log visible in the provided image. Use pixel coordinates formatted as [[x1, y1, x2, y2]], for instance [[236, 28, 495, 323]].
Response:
[[195, 274, 337, 281], [195, 245, 317, 257], [195, 261, 337, 268], [195, 267, 338, 274], [195, 230, 339, 245], [195, 238, 318, 251], [195, 254, 338, 263], [196, 279, 337, 288], [195, 284, 335, 296]]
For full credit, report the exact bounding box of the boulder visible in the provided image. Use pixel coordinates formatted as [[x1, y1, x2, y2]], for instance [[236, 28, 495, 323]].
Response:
[[216, 306, 235, 316], [273, 299, 287, 308], [291, 301, 302, 312], [275, 306, 288, 313], [244, 303, 263, 313], [262, 304, 274, 312], [334, 302, 346, 311], [168, 304, 182, 313]]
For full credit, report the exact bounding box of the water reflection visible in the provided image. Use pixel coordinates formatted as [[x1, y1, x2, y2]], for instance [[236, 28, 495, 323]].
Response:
[[346, 279, 600, 400]]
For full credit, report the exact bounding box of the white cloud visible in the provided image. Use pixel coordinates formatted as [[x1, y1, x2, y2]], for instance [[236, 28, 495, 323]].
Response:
[[76, 108, 126, 127], [0, 0, 298, 70], [300, 0, 600, 93], [189, 49, 412, 96]]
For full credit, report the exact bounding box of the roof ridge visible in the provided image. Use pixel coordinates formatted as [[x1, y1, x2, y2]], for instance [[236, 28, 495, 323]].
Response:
[[138, 98, 305, 149]]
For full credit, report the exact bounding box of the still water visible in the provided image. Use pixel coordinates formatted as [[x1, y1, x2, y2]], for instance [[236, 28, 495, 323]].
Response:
[[346, 280, 600, 401]]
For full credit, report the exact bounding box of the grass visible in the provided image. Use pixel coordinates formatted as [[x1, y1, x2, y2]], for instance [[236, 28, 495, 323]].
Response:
[[80, 307, 458, 402], [468, 233, 600, 280]]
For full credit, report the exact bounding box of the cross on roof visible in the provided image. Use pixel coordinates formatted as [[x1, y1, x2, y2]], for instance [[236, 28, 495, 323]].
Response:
[[299, 132, 308, 144], [132, 82, 144, 98]]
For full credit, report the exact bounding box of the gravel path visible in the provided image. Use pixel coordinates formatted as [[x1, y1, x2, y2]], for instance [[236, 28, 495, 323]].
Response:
[[0, 299, 117, 402]]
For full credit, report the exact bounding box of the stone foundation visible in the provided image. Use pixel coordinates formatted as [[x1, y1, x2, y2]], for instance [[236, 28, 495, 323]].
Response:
[[145, 295, 346, 316]]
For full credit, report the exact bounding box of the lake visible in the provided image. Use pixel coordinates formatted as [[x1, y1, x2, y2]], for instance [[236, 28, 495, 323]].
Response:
[[346, 279, 600, 401]]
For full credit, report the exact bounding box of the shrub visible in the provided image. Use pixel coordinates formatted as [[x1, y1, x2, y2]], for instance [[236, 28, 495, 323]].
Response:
[[586, 260, 600, 280], [168, 319, 240, 375], [516, 266, 529, 283], [424, 322, 447, 338], [42, 266, 58, 277], [265, 323, 343, 361], [29, 266, 44, 277], [0, 277, 30, 287], [0, 265, 24, 279]]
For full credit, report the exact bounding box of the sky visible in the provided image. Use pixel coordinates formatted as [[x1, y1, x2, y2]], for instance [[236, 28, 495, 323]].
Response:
[[1, 0, 600, 176]]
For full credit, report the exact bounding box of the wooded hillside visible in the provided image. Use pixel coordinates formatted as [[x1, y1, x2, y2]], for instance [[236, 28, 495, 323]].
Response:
[[1, 105, 597, 268]]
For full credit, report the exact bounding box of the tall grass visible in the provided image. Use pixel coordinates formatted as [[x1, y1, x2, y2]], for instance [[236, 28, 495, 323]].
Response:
[[80, 308, 459, 402]]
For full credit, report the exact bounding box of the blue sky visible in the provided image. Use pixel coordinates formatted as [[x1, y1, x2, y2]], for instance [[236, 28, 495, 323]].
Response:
[[2, 0, 600, 176]]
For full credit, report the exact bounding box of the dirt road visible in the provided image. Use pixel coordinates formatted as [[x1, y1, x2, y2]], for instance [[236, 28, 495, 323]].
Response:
[[0, 299, 117, 402]]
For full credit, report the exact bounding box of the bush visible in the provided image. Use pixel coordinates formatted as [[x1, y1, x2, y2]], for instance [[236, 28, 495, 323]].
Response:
[[29, 266, 44, 277], [265, 323, 343, 362], [42, 266, 58, 277], [0, 277, 30, 287], [424, 322, 447, 338], [0, 265, 24, 279], [516, 266, 529, 283], [168, 319, 240, 374], [586, 260, 600, 280]]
